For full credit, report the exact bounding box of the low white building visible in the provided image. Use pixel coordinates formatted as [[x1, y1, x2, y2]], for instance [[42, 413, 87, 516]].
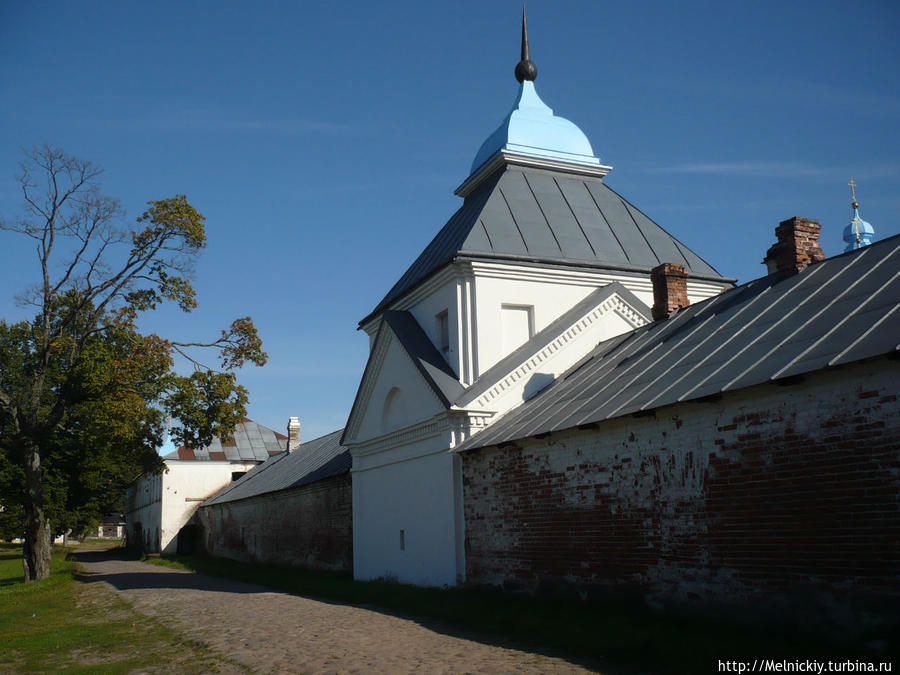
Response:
[[124, 418, 292, 554]]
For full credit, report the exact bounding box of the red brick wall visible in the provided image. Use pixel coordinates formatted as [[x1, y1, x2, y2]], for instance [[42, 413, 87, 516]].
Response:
[[197, 473, 352, 571], [462, 359, 900, 626]]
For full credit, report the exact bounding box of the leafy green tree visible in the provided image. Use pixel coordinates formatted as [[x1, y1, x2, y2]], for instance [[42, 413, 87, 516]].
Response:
[[0, 146, 267, 581], [0, 448, 25, 541]]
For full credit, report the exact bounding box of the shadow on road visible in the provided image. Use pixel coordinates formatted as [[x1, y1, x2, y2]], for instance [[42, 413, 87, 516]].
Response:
[[71, 548, 614, 674], [74, 549, 268, 595]]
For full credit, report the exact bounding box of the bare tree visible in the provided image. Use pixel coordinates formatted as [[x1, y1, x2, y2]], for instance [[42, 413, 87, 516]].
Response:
[[0, 146, 266, 581]]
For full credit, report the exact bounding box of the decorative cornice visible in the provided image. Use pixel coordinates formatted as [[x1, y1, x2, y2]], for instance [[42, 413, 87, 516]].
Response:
[[347, 410, 494, 458], [468, 260, 650, 287], [468, 293, 648, 410], [345, 329, 394, 442]]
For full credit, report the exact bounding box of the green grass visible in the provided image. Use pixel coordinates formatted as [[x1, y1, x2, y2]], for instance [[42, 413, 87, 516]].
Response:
[[145, 553, 894, 674], [0, 543, 237, 673]]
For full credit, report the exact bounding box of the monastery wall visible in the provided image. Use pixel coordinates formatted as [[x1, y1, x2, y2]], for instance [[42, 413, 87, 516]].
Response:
[[124, 471, 162, 553], [461, 357, 900, 633], [196, 473, 352, 571]]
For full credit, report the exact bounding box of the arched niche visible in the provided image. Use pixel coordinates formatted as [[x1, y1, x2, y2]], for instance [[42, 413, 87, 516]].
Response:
[[381, 386, 406, 433]]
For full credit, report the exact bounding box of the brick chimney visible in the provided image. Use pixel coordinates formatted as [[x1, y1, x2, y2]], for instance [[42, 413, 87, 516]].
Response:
[[651, 262, 689, 321], [763, 217, 825, 276], [287, 416, 301, 453]]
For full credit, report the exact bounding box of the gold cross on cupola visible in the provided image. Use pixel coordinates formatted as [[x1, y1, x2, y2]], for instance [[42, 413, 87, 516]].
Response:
[[849, 177, 859, 209]]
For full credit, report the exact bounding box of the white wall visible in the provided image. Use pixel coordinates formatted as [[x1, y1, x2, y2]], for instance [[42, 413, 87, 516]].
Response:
[[126, 460, 258, 554], [407, 281, 459, 375], [125, 471, 163, 551], [159, 461, 258, 554], [353, 441, 461, 586], [470, 263, 727, 376], [349, 258, 729, 589], [353, 331, 446, 442]]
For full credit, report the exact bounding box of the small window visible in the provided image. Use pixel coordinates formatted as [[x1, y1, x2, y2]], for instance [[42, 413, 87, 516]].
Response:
[[231, 472, 246, 482], [400, 529, 406, 551], [436, 310, 450, 356]]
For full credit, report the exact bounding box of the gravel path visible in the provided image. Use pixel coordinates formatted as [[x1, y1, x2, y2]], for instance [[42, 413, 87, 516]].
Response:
[[75, 552, 601, 674]]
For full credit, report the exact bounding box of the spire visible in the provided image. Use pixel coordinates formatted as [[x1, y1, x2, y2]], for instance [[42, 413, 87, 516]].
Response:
[[842, 177, 875, 252], [459, 5, 611, 193], [514, 5, 537, 83]]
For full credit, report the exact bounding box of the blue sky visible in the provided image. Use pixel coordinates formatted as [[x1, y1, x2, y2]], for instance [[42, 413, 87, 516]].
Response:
[[1, 1, 898, 445]]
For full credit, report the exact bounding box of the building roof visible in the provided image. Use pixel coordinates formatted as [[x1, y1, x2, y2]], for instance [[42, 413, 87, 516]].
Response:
[[164, 418, 286, 462], [470, 81, 603, 175], [382, 310, 465, 407], [203, 429, 349, 506], [459, 233, 900, 451], [362, 165, 730, 326]]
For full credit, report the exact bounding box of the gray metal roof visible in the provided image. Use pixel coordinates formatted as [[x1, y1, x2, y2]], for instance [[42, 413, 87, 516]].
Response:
[[163, 418, 286, 462], [342, 310, 465, 445], [362, 164, 730, 326], [455, 281, 652, 406], [383, 310, 465, 407], [203, 429, 349, 506], [459, 234, 900, 451]]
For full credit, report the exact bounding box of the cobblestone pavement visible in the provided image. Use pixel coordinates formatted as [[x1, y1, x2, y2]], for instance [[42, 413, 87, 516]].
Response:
[[76, 552, 601, 674]]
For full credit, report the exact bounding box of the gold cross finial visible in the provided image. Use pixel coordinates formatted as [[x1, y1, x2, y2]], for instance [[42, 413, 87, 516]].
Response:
[[848, 177, 859, 208], [848, 178, 861, 242]]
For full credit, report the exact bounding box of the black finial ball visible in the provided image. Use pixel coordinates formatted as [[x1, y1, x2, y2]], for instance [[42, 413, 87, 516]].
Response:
[[515, 59, 537, 83]]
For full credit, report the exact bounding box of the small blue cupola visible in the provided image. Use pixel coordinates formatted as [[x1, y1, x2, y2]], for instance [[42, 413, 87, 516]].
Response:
[[460, 8, 610, 194], [842, 178, 875, 252]]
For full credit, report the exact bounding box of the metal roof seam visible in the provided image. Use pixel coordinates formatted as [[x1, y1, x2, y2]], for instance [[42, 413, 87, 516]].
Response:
[[675, 262, 831, 402], [719, 247, 878, 392], [583, 180, 630, 263], [562, 289, 754, 429], [670, 238, 699, 272], [537, 321, 669, 431], [620, 199, 662, 266], [829, 293, 900, 366], [640, 281, 780, 409], [609, 183, 719, 274], [568, 324, 696, 427], [606, 313, 720, 417], [770, 247, 898, 379], [521, 172, 564, 255], [553, 175, 597, 257], [479, 219, 494, 250], [497, 185, 531, 253]]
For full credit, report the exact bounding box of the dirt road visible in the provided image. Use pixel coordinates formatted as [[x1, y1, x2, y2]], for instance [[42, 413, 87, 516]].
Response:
[[75, 551, 600, 674]]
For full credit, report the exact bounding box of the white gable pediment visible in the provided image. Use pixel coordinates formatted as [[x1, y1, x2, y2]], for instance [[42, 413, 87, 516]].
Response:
[[344, 325, 449, 446], [456, 283, 650, 418]]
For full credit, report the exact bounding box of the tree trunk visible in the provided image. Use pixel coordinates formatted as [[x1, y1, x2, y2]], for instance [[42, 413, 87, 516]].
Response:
[[22, 441, 51, 582]]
